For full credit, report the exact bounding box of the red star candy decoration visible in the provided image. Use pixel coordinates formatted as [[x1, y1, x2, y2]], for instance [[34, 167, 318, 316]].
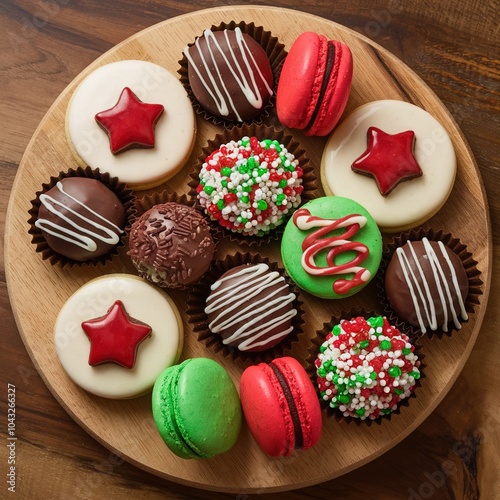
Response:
[[81, 300, 152, 369], [95, 87, 164, 154], [351, 126, 423, 196]]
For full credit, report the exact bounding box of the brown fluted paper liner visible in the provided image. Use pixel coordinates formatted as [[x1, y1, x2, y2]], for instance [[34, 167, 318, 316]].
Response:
[[305, 308, 426, 426], [376, 227, 483, 340], [28, 166, 136, 268], [178, 20, 287, 127], [187, 122, 317, 247], [186, 251, 305, 365]]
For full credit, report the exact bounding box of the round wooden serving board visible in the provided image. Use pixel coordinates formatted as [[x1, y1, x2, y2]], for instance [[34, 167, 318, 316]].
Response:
[[4, 5, 491, 494]]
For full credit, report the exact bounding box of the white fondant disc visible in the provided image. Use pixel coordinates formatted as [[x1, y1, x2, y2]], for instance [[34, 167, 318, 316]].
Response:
[[67, 60, 196, 189], [321, 100, 456, 232], [54, 274, 183, 399]]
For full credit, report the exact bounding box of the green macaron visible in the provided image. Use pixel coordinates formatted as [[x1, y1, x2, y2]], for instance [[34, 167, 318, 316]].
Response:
[[152, 358, 242, 459]]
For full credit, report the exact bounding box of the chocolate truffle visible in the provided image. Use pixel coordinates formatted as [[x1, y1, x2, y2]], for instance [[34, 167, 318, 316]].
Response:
[[385, 238, 469, 333], [184, 27, 274, 122], [128, 203, 215, 288], [205, 263, 297, 352], [35, 177, 126, 261]]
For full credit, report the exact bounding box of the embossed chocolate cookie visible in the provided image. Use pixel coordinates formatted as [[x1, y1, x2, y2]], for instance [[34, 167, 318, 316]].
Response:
[[127, 202, 215, 288]]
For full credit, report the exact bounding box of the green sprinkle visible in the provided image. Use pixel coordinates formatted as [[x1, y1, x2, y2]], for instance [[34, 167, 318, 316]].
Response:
[[242, 184, 252, 192], [388, 366, 402, 378], [257, 200, 268, 211], [409, 370, 420, 380], [356, 375, 366, 384], [379, 339, 392, 351], [336, 383, 347, 394], [319, 344, 327, 353], [258, 167, 268, 177], [394, 388, 404, 395], [238, 164, 249, 174], [247, 157, 256, 169], [318, 368, 326, 377], [368, 316, 384, 329], [262, 139, 272, 148], [241, 137, 250, 147], [241, 195, 249, 204], [278, 179, 287, 188], [203, 185, 214, 195], [279, 154, 289, 165], [276, 193, 286, 204], [359, 339, 370, 349], [382, 408, 392, 415], [217, 199, 225, 210], [403, 347, 412, 356], [221, 167, 232, 177], [370, 371, 377, 380], [355, 408, 365, 416], [332, 324, 341, 336], [221, 179, 228, 188], [338, 394, 350, 404], [272, 140, 282, 152]]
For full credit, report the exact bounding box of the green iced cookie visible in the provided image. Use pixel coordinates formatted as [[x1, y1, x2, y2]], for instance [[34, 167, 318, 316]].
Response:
[[281, 196, 382, 299]]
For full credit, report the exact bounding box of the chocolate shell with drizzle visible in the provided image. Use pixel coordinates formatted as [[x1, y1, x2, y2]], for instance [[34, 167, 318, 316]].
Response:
[[384, 238, 469, 334], [205, 263, 297, 352], [184, 27, 274, 122], [127, 202, 215, 289], [35, 177, 126, 262]]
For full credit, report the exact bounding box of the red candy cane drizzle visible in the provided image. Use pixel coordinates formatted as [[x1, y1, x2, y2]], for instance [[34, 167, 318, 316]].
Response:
[[292, 208, 371, 295]]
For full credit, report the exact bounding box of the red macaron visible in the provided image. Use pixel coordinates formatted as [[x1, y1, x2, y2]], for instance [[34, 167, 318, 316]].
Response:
[[276, 31, 353, 136], [239, 356, 322, 457]]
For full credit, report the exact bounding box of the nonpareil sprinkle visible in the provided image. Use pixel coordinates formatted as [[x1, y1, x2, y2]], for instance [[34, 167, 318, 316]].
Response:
[[315, 316, 420, 420], [196, 136, 304, 236]]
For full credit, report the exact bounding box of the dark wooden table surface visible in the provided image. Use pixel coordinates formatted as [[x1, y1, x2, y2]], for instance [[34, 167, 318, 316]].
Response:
[[1, 1, 499, 498]]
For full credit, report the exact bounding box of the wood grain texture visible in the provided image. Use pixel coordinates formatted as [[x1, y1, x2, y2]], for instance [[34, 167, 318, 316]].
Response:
[[1, 0, 499, 498]]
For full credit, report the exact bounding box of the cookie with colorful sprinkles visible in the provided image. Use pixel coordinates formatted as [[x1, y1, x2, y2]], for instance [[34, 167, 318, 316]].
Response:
[[314, 315, 421, 421], [191, 126, 313, 240]]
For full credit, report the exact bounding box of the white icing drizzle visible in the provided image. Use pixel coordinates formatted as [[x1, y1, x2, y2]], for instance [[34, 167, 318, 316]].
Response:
[[35, 181, 123, 252], [183, 27, 273, 121], [204, 263, 297, 351], [395, 237, 468, 333]]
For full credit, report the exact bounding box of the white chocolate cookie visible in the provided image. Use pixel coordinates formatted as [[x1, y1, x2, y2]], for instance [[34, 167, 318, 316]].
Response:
[[321, 100, 456, 232], [54, 274, 183, 399], [66, 60, 196, 190]]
